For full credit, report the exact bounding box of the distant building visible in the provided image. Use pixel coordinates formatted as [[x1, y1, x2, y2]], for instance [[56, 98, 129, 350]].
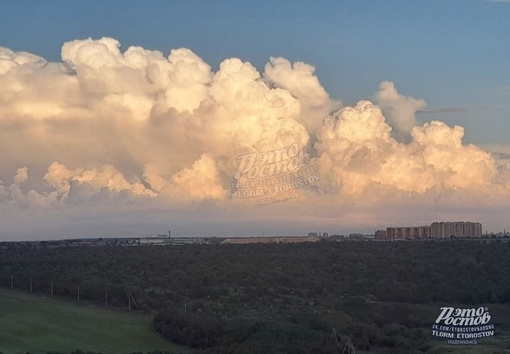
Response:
[[385, 221, 482, 240], [308, 232, 319, 237], [140, 234, 204, 245], [386, 226, 431, 240], [222, 236, 319, 244], [374, 230, 387, 240], [430, 222, 482, 238], [348, 233, 364, 240], [139, 235, 169, 245], [329, 234, 345, 241]]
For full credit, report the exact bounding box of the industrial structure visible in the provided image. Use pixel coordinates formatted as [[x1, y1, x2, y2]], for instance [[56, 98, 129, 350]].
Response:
[[222, 235, 319, 244]]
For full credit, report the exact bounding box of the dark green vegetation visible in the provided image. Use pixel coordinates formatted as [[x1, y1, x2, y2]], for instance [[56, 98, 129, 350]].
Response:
[[0, 288, 184, 354], [1, 240, 510, 353]]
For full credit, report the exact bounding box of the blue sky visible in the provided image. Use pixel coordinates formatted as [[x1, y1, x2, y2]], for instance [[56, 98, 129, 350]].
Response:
[[1, 0, 509, 144]]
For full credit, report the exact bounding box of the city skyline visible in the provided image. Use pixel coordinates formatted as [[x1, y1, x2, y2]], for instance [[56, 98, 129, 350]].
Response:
[[1, 2, 510, 240]]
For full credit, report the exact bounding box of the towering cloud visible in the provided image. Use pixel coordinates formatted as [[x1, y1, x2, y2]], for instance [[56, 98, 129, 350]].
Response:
[[264, 57, 341, 134], [375, 81, 427, 141], [316, 100, 496, 196], [0, 37, 509, 238]]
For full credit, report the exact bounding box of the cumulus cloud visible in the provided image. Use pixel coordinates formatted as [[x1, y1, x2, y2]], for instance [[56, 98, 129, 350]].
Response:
[[159, 154, 228, 201], [44, 161, 156, 203], [375, 81, 427, 141], [0, 37, 509, 239], [316, 99, 498, 197], [264, 57, 341, 134], [0, 167, 58, 209]]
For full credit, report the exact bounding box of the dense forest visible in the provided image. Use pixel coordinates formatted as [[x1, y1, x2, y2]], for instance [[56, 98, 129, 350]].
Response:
[[1, 240, 510, 353]]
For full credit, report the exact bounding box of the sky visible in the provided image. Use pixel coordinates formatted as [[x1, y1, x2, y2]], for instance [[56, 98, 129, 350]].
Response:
[[0, 1, 509, 240]]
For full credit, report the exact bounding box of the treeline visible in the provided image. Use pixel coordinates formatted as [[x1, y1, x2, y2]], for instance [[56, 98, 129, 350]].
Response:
[[151, 305, 432, 353], [1, 241, 510, 352], [2, 241, 510, 307]]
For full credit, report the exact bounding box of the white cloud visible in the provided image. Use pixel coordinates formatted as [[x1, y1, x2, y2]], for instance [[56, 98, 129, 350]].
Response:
[[375, 81, 426, 141], [1, 37, 510, 239]]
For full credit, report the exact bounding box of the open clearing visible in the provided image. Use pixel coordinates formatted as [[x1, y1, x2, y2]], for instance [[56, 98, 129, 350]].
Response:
[[0, 288, 186, 354]]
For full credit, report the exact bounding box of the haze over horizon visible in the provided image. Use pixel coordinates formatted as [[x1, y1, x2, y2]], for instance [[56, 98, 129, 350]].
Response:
[[1, 1, 509, 240]]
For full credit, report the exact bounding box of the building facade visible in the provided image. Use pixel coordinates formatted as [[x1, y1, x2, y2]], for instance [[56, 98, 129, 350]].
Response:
[[222, 236, 319, 244], [374, 230, 387, 240], [430, 222, 482, 238], [386, 226, 431, 240], [385, 221, 483, 240]]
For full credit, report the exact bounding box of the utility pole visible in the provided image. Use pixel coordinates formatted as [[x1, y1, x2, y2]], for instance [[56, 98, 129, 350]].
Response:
[[30, 277, 33, 293], [129, 293, 138, 310], [331, 328, 339, 345], [77, 285, 80, 301], [50, 280, 53, 296], [342, 337, 356, 354], [128, 292, 131, 311]]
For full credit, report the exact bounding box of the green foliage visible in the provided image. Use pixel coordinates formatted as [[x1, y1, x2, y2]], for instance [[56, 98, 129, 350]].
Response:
[[2, 240, 510, 353]]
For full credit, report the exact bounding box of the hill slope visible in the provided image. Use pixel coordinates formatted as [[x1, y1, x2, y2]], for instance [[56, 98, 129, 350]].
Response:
[[0, 288, 186, 354]]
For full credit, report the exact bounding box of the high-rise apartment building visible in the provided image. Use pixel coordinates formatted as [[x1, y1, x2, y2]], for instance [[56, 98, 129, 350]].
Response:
[[386, 226, 431, 240], [385, 222, 482, 240], [430, 222, 482, 238]]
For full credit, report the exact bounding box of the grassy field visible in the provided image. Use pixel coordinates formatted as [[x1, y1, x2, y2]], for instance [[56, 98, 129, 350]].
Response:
[[0, 288, 187, 354]]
